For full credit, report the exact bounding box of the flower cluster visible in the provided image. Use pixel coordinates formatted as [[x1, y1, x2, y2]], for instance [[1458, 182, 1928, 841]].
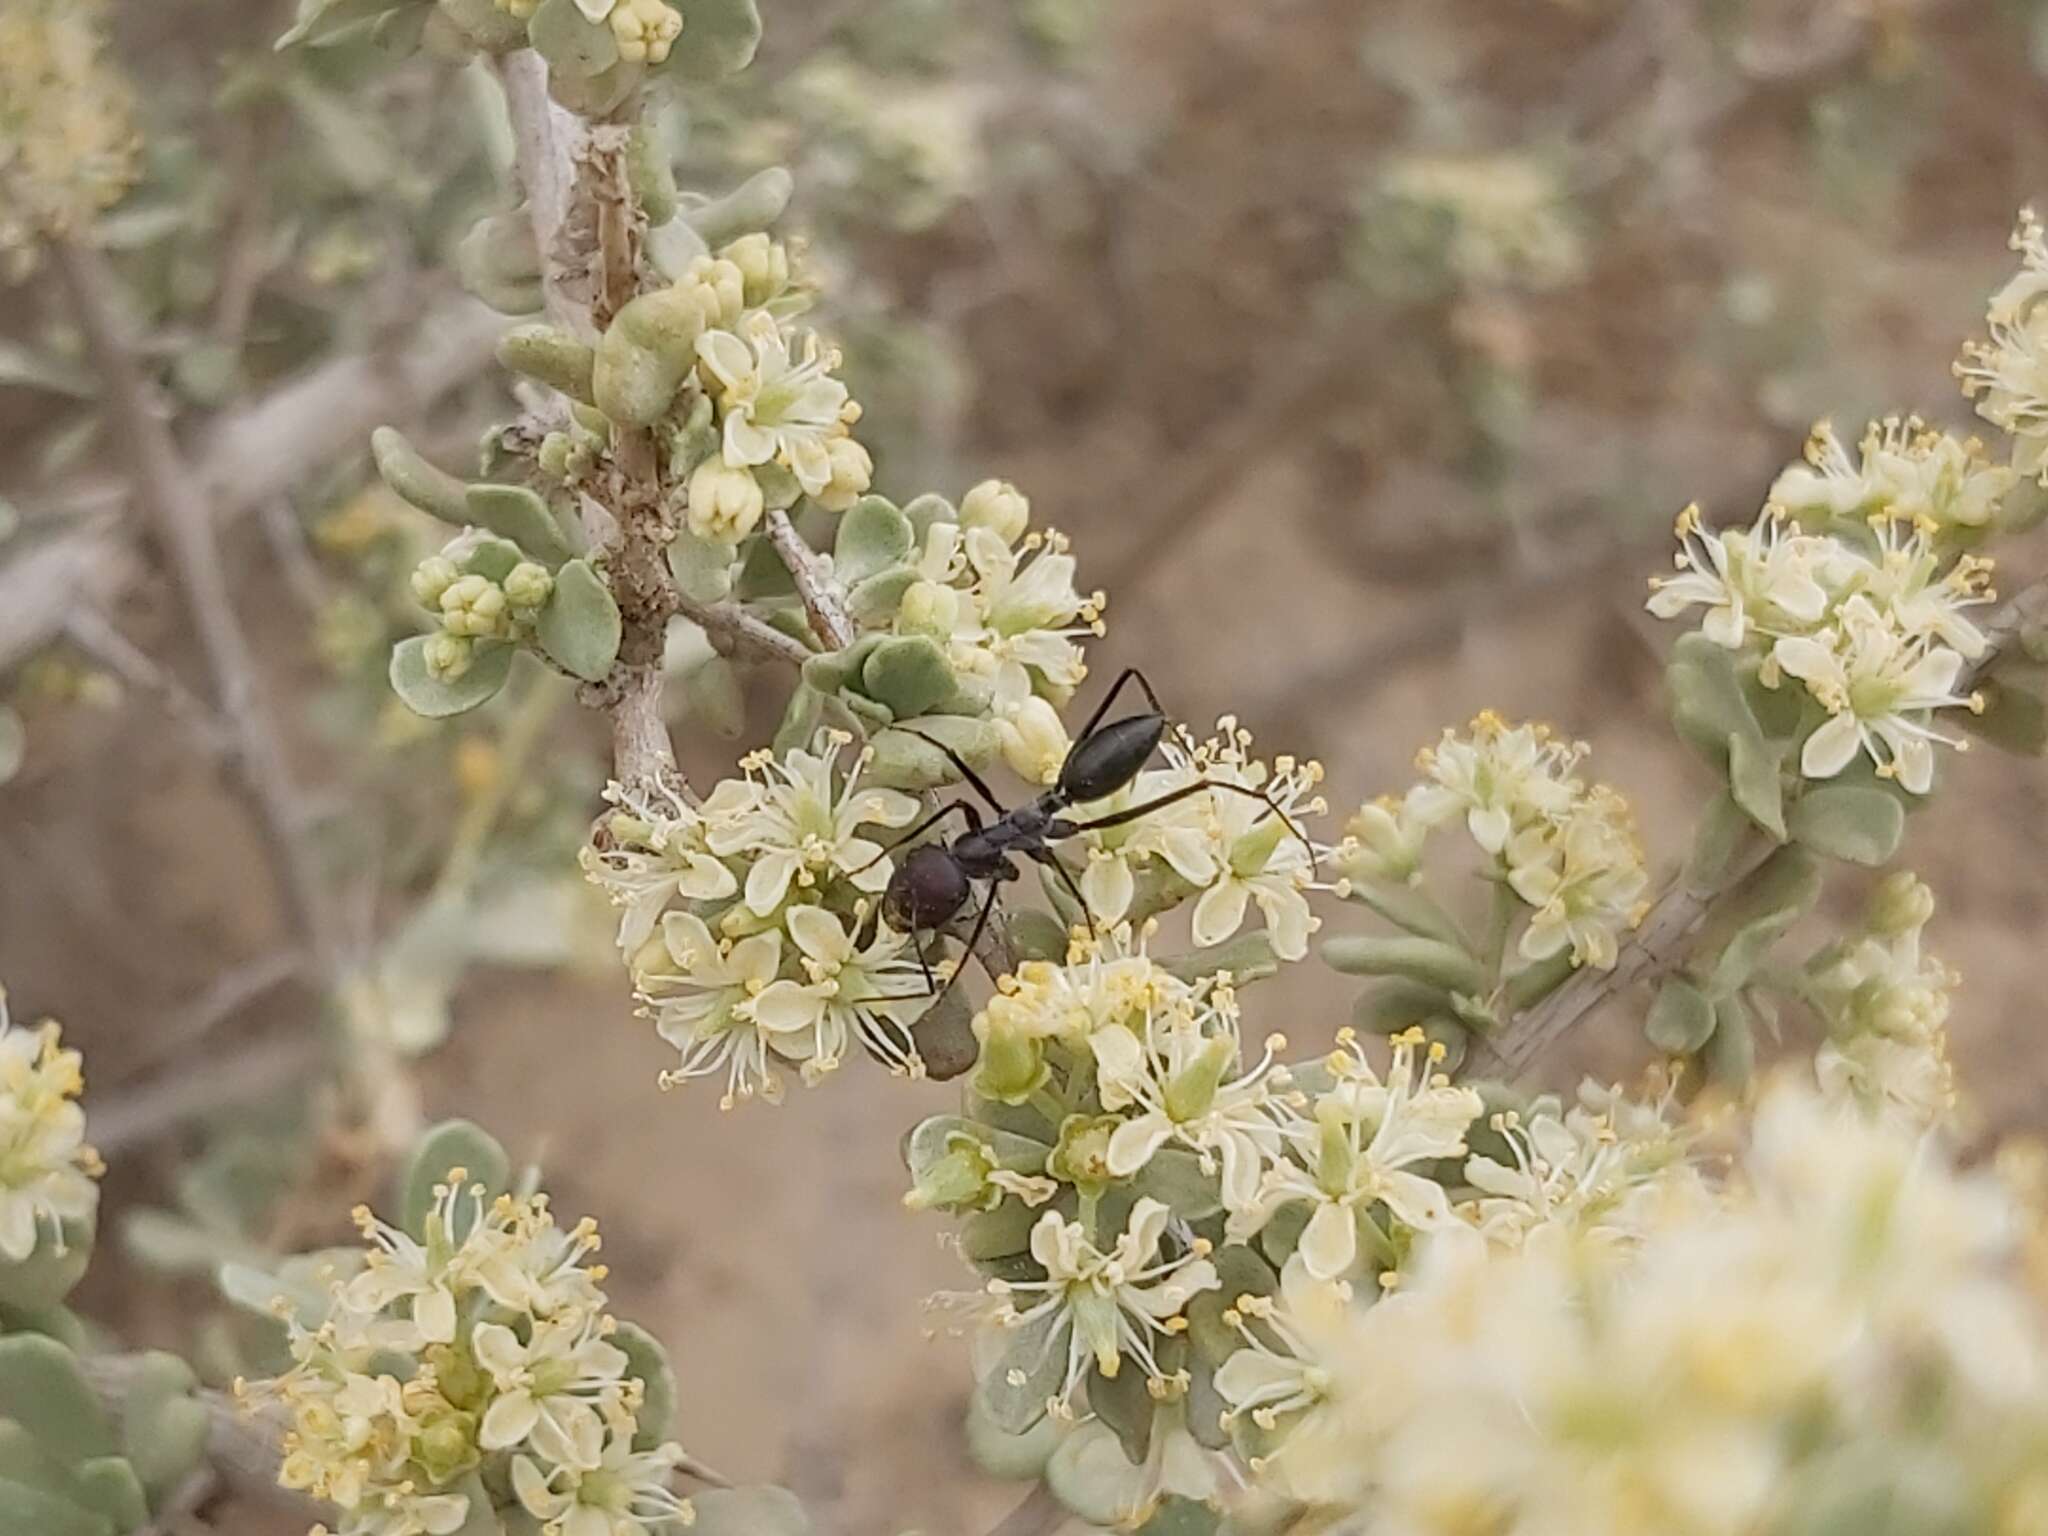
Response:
[[1067, 718, 1333, 960], [581, 731, 930, 1106], [1264, 1079, 2048, 1533], [885, 479, 1106, 783], [1804, 870, 1958, 1128], [490, 0, 682, 64], [0, 987, 101, 1265], [1648, 500, 1991, 792], [1339, 713, 1649, 973], [686, 239, 870, 530], [1958, 206, 2048, 482], [0, 0, 138, 276], [248, 1173, 690, 1536], [1360, 151, 1583, 293], [409, 540, 555, 683]]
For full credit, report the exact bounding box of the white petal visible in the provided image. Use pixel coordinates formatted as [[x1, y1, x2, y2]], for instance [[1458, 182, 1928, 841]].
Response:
[[1298, 1201, 1358, 1282], [1800, 711, 1863, 780], [1190, 878, 1251, 948], [481, 1390, 540, 1451], [1106, 1115, 1174, 1178], [744, 850, 798, 915]]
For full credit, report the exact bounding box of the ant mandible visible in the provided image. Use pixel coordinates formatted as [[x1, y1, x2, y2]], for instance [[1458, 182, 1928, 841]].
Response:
[[871, 668, 1316, 1000]]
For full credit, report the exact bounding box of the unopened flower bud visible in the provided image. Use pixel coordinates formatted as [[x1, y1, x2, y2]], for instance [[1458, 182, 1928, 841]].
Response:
[[538, 432, 574, 480], [440, 575, 509, 637], [904, 1134, 996, 1212], [687, 459, 766, 543], [973, 1018, 1049, 1106], [960, 478, 1031, 545], [720, 232, 791, 308], [813, 435, 874, 513], [680, 256, 746, 332], [996, 696, 1069, 786], [1867, 870, 1934, 938], [609, 0, 681, 63], [896, 580, 960, 639], [411, 555, 461, 610], [423, 633, 475, 682], [1337, 793, 1430, 885], [503, 561, 554, 615]]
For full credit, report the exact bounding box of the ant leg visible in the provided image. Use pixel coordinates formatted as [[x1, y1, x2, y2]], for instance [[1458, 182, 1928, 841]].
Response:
[[896, 728, 1008, 817], [1054, 778, 1320, 876], [848, 798, 982, 876], [956, 879, 1005, 990], [1073, 666, 1168, 743], [1027, 845, 1098, 941]]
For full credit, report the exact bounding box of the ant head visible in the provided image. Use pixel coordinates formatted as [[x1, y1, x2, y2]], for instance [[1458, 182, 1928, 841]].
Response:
[[884, 844, 972, 933]]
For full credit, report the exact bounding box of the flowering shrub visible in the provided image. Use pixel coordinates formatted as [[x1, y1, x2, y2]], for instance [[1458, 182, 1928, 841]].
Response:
[[11, 4, 2048, 1536]]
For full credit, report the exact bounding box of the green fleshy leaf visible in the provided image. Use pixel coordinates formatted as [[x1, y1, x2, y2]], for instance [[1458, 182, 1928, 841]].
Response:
[[668, 531, 736, 605], [1667, 633, 1771, 761], [1787, 784, 1905, 866], [537, 559, 622, 682], [1090, 1359, 1155, 1465], [1726, 730, 1785, 840], [120, 1353, 208, 1506], [401, 1121, 512, 1239], [910, 986, 979, 1082], [1187, 1246, 1277, 1362], [610, 1323, 676, 1450], [593, 288, 706, 426], [466, 484, 577, 568], [69, 1459, 147, 1531], [0, 1218, 92, 1311], [1344, 877, 1469, 948], [964, 1397, 1059, 1481], [1004, 909, 1070, 963], [1700, 847, 1822, 999], [1351, 978, 1455, 1036], [496, 326, 597, 407], [626, 122, 680, 225], [797, 633, 883, 696], [1964, 677, 2048, 755], [960, 1201, 1038, 1266], [0, 1336, 115, 1459], [1159, 931, 1279, 987], [1131, 1150, 1221, 1223], [845, 566, 920, 626], [977, 1310, 1068, 1434], [861, 635, 955, 719], [278, 0, 404, 48], [664, 0, 763, 80], [1139, 1498, 1223, 1536], [0, 1421, 76, 1498], [866, 715, 1002, 792], [0, 1480, 111, 1536], [1703, 994, 1756, 1089], [1644, 975, 1716, 1055], [436, 0, 529, 49], [771, 681, 827, 756], [372, 426, 470, 523], [686, 655, 746, 740], [1683, 789, 1752, 889], [687, 1487, 810, 1536], [832, 496, 913, 585], [1501, 949, 1574, 1012], [527, 0, 619, 75], [680, 168, 792, 246], [390, 637, 516, 718], [1320, 934, 1483, 994], [901, 493, 957, 540], [1047, 1420, 1144, 1526], [462, 536, 526, 583]]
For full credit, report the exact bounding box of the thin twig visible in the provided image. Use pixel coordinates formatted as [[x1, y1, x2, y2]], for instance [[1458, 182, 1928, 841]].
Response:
[[500, 49, 591, 339], [676, 591, 813, 666], [1470, 569, 2048, 1080], [62, 607, 231, 755], [126, 949, 307, 1074], [764, 508, 855, 650], [257, 496, 334, 611], [52, 237, 346, 983], [92, 1034, 325, 1155]]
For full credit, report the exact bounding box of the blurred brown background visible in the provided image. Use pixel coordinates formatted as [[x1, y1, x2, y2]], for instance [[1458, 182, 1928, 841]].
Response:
[[5, 0, 2048, 1529]]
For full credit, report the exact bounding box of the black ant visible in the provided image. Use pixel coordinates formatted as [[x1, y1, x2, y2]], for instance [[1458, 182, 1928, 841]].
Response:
[[869, 668, 1316, 1000]]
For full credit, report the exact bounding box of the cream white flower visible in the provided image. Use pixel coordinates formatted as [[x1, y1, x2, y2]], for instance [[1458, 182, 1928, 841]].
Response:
[[1644, 504, 1829, 649], [1958, 208, 2048, 481], [643, 912, 789, 1107], [685, 459, 765, 544], [1212, 1254, 1353, 1438], [473, 1314, 630, 1465], [1821, 516, 1994, 660], [1094, 1000, 1290, 1215], [695, 312, 855, 498], [701, 732, 918, 916], [581, 779, 740, 957], [1504, 785, 1648, 970], [970, 1197, 1219, 1419], [993, 694, 1070, 786], [958, 524, 1103, 709], [748, 903, 930, 1080], [1411, 712, 1584, 855], [1772, 595, 1981, 793], [1769, 417, 2013, 533], [1334, 787, 1436, 886], [959, 478, 1031, 544], [0, 994, 99, 1263], [1462, 1084, 1695, 1249], [1232, 1030, 1482, 1281], [510, 1415, 691, 1536]]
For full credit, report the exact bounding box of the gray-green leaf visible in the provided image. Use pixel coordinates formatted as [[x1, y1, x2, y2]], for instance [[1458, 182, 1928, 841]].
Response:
[[390, 637, 516, 718]]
